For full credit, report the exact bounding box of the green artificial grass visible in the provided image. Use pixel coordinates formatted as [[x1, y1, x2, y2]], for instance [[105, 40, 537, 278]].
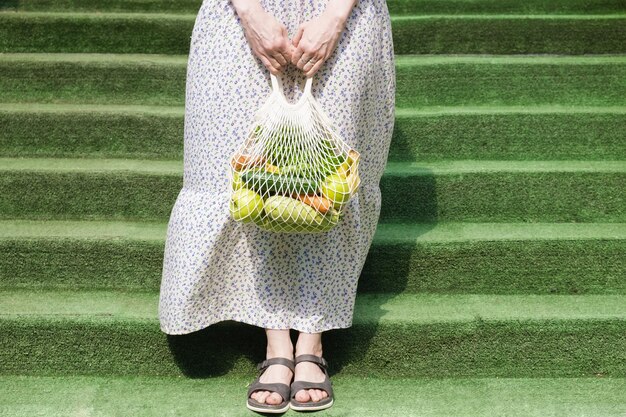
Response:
[[0, 157, 623, 222], [0, 220, 623, 294], [1, 54, 624, 107], [0, 103, 184, 159], [2, 0, 625, 14], [391, 107, 626, 161], [390, 15, 626, 54], [0, 0, 203, 13], [386, 0, 626, 15], [380, 161, 626, 223], [0, 53, 187, 106], [0, 12, 624, 54], [1, 104, 625, 161], [0, 375, 624, 417], [0, 289, 624, 377], [394, 55, 626, 108]]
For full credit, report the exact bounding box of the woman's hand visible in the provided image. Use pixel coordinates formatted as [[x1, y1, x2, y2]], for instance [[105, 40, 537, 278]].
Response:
[[291, 0, 356, 77], [232, 0, 294, 75]]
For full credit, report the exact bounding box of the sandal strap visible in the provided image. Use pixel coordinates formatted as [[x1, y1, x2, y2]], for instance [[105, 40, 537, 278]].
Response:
[[247, 381, 291, 402], [290, 378, 333, 399], [294, 354, 329, 371], [256, 357, 295, 372]]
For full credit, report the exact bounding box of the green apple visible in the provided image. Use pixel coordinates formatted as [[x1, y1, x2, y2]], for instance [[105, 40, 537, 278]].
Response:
[[264, 195, 323, 227], [320, 173, 351, 210], [231, 170, 243, 190], [229, 187, 264, 223], [258, 216, 289, 232], [302, 208, 341, 233]]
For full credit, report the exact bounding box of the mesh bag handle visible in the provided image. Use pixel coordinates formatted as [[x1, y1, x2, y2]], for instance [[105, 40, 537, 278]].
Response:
[[270, 72, 313, 106], [228, 71, 361, 234]]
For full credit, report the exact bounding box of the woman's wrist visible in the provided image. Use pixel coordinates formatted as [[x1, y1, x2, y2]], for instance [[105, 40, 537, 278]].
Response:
[[323, 0, 358, 25], [231, 0, 264, 20]]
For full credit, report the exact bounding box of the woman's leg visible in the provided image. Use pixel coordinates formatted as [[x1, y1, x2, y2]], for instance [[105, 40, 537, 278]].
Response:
[[293, 331, 329, 403], [249, 328, 295, 405]]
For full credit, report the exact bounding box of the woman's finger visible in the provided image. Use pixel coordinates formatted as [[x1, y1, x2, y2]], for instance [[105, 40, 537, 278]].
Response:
[[271, 51, 288, 67], [266, 54, 282, 70], [296, 51, 314, 70], [291, 47, 304, 67], [302, 53, 321, 71], [274, 26, 292, 64], [285, 43, 296, 61], [292, 24, 305, 47], [259, 54, 280, 74], [304, 57, 324, 77]]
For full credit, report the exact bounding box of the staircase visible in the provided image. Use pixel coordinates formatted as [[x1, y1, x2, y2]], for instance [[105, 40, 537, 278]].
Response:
[[1, 0, 625, 415]]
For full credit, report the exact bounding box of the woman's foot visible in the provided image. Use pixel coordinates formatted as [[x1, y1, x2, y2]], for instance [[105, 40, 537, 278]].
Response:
[[293, 333, 329, 403], [249, 330, 294, 405]]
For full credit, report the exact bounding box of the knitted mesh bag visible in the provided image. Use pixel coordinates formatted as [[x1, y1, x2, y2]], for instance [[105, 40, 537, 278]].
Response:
[[228, 72, 361, 233]]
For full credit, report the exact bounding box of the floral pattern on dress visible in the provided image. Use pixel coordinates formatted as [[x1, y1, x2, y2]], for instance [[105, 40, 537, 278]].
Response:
[[159, 0, 395, 334]]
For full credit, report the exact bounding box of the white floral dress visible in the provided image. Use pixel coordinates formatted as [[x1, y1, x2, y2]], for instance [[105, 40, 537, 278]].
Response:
[[159, 0, 396, 334]]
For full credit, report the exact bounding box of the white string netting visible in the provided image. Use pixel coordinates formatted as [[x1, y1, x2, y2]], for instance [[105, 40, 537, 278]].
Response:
[[228, 72, 361, 233]]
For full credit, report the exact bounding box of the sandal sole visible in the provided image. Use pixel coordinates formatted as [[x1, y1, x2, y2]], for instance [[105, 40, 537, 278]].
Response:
[[247, 399, 290, 413], [289, 397, 334, 411]]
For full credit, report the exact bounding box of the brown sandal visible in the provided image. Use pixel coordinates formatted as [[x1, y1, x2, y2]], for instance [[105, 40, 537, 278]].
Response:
[[246, 357, 295, 413], [290, 354, 334, 411]]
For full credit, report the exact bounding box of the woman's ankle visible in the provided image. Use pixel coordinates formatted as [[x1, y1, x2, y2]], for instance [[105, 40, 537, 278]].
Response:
[[295, 332, 323, 357], [265, 329, 294, 359], [266, 346, 294, 359]]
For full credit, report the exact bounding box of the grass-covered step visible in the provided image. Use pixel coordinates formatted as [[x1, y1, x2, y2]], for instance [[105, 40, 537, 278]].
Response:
[[3, 0, 625, 15], [0, 53, 187, 106], [0, 0, 203, 13], [395, 55, 626, 108], [1, 158, 624, 222], [0, 289, 624, 377], [2, 103, 625, 161], [0, 103, 184, 159], [387, 0, 626, 16], [392, 106, 626, 161], [1, 220, 624, 295], [1, 375, 624, 417], [380, 160, 626, 223], [1, 11, 624, 55], [392, 15, 626, 54], [0, 11, 195, 54], [2, 54, 624, 107]]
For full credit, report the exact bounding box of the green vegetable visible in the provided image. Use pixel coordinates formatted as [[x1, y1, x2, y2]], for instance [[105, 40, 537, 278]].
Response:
[[240, 170, 320, 195], [317, 138, 347, 174], [258, 127, 347, 175]]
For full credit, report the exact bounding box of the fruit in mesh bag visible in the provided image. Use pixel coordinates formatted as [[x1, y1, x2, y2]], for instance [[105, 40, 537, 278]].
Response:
[[337, 149, 359, 178], [254, 205, 340, 233], [231, 152, 266, 172], [264, 195, 327, 227], [320, 173, 351, 210], [229, 187, 264, 223], [302, 208, 340, 232], [240, 170, 320, 195], [291, 193, 332, 214], [232, 171, 243, 190]]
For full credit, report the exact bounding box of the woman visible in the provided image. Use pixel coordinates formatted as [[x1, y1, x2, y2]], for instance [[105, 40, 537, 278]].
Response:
[[158, 0, 395, 412]]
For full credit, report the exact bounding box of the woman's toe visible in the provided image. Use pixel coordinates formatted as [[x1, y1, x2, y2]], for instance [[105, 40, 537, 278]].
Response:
[[308, 389, 320, 402], [295, 389, 310, 402], [257, 391, 269, 403], [266, 392, 283, 404]]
